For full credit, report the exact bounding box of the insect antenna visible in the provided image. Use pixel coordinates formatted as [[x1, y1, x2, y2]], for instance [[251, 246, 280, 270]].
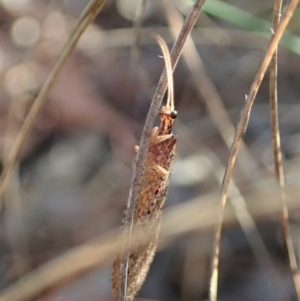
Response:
[[151, 34, 174, 111]]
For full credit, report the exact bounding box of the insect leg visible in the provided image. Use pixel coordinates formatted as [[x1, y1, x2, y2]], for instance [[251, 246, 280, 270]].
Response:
[[153, 134, 173, 145]]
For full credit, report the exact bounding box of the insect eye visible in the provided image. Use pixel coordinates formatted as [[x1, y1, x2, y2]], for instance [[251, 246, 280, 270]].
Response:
[[170, 110, 178, 119]]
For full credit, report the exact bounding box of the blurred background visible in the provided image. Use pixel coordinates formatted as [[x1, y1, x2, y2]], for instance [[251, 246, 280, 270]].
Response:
[[0, 0, 299, 300]]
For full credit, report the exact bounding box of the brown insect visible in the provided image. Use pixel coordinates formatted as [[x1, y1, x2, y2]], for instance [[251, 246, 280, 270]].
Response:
[[112, 34, 177, 301]]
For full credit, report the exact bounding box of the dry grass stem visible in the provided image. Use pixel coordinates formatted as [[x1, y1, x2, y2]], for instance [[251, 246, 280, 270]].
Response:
[[2, 100, 31, 277], [0, 0, 107, 207], [209, 1, 300, 300], [270, 0, 300, 298], [208, 147, 285, 297]]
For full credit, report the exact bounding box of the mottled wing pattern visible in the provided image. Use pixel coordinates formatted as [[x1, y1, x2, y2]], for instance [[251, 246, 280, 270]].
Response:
[[112, 127, 176, 301]]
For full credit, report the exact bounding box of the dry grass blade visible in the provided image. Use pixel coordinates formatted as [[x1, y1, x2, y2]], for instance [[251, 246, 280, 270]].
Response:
[[270, 0, 300, 298], [2, 100, 30, 277], [118, 0, 206, 300], [0, 0, 107, 207], [209, 1, 300, 301]]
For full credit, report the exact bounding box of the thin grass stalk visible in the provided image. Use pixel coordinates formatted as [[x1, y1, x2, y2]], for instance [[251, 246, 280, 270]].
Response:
[[1, 98, 30, 277], [209, 1, 300, 300], [270, 0, 300, 298], [0, 0, 107, 207]]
